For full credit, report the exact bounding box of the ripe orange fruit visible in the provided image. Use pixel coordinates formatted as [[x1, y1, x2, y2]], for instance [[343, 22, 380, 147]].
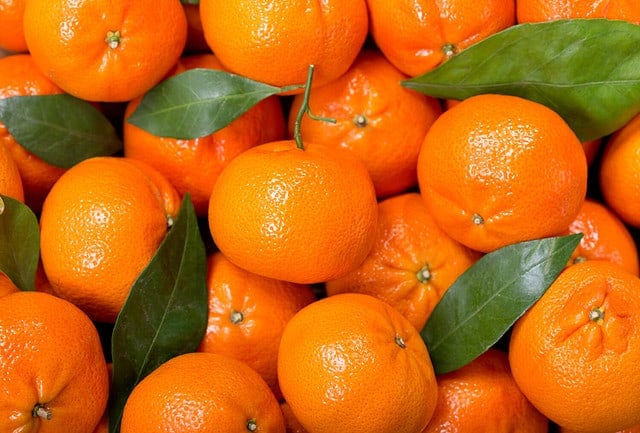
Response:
[[121, 352, 286, 432], [39, 156, 180, 323], [509, 260, 640, 433], [197, 251, 317, 400], [22, 0, 188, 102], [560, 424, 640, 433], [567, 198, 639, 276], [208, 140, 378, 284], [0, 273, 19, 297], [124, 53, 286, 216], [422, 348, 548, 432], [0, 53, 66, 212], [278, 293, 438, 433], [280, 401, 308, 433], [0, 141, 24, 202], [326, 192, 481, 331], [600, 113, 640, 228], [199, 0, 368, 89], [287, 50, 443, 198], [366, 0, 516, 77], [0, 0, 27, 53], [0, 291, 109, 433], [517, 0, 640, 23], [417, 93, 588, 253]]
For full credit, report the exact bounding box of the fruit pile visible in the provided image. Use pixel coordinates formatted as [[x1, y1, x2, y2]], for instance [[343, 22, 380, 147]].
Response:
[[1, 1, 640, 432]]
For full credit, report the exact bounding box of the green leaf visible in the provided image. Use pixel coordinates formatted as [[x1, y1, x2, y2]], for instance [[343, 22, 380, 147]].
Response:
[[127, 68, 290, 139], [0, 195, 39, 291], [0, 94, 123, 168], [108, 194, 208, 433], [402, 19, 640, 142], [181, 0, 198, 3], [422, 234, 582, 375]]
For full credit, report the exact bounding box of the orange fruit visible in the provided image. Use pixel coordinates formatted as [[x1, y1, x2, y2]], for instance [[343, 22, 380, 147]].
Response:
[[197, 251, 317, 400], [39, 156, 180, 323], [517, 0, 640, 23], [287, 50, 443, 198], [0, 54, 66, 212], [124, 53, 286, 216], [509, 260, 640, 433], [0, 140, 24, 202], [121, 352, 286, 433], [277, 292, 438, 433], [366, 0, 516, 77], [208, 139, 378, 284], [560, 424, 640, 433], [280, 401, 308, 433], [0, 291, 109, 433], [199, 0, 368, 89], [567, 198, 639, 276], [0, 273, 19, 297], [0, 0, 27, 53], [22, 0, 188, 102], [326, 192, 481, 331], [422, 348, 548, 432], [417, 93, 588, 253], [600, 113, 640, 228]]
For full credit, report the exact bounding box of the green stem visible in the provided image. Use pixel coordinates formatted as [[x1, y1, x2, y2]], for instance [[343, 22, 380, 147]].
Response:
[[292, 65, 336, 150]]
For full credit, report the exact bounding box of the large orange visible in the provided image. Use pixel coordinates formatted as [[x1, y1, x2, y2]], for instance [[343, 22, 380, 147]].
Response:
[[517, 0, 640, 23], [509, 260, 640, 433], [199, 0, 368, 89], [287, 50, 443, 198], [326, 192, 481, 331], [567, 198, 639, 276], [0, 0, 27, 53], [208, 140, 378, 284], [0, 291, 109, 433], [121, 352, 286, 432], [124, 53, 286, 216], [417, 93, 588, 253], [22, 0, 188, 102], [197, 252, 317, 400], [39, 156, 180, 323], [422, 349, 548, 432], [277, 293, 438, 433], [0, 54, 66, 212], [366, 0, 516, 77], [0, 140, 24, 202], [600, 113, 640, 228]]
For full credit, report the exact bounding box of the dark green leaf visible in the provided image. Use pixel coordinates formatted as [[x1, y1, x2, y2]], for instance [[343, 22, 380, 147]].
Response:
[[402, 19, 640, 142], [181, 0, 198, 4], [108, 194, 208, 433], [422, 234, 582, 375], [0, 94, 122, 168], [0, 195, 39, 291], [127, 68, 289, 139]]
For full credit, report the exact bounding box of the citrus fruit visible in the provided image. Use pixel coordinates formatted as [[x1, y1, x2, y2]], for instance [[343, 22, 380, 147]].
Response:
[[0, 0, 27, 53], [0, 141, 24, 202], [0, 273, 19, 297], [517, 0, 640, 23]]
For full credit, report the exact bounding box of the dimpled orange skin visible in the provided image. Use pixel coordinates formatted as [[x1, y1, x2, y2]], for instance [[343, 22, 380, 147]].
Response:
[[0, 0, 28, 53], [287, 50, 443, 198], [22, 0, 187, 102], [120, 352, 286, 433], [0, 291, 109, 433], [517, 0, 640, 23], [509, 261, 640, 433], [277, 293, 438, 433], [326, 192, 481, 331], [199, 0, 368, 89], [208, 140, 378, 284], [417, 93, 587, 253], [366, 0, 516, 77]]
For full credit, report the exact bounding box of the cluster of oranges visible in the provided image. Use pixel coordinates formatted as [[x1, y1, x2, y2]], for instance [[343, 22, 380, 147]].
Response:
[[2, 0, 640, 432]]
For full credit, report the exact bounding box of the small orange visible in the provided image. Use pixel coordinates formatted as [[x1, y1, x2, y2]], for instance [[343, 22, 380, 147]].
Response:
[[121, 352, 286, 433], [23, 0, 188, 102], [417, 93, 588, 253], [199, 0, 368, 89], [0, 291, 109, 433], [39, 156, 180, 323], [197, 252, 317, 400], [287, 50, 443, 198], [366, 0, 516, 77], [422, 348, 548, 432], [326, 192, 481, 331], [124, 53, 286, 216], [509, 260, 640, 433], [567, 198, 639, 276], [0, 54, 66, 212], [208, 140, 378, 284], [517, 0, 640, 23], [0, 0, 28, 53], [277, 293, 438, 433], [0, 141, 24, 202]]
